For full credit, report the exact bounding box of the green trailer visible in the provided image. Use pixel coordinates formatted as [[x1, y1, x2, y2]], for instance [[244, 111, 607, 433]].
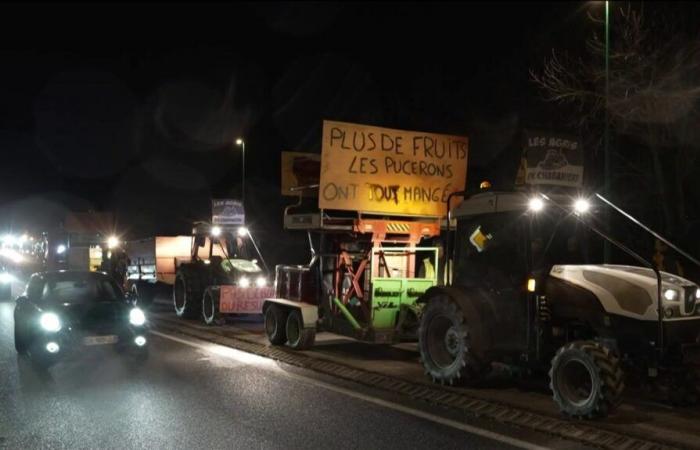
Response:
[[262, 211, 442, 350]]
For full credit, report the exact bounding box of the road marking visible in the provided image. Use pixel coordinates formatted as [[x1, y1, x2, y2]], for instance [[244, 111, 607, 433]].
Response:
[[151, 330, 550, 450]]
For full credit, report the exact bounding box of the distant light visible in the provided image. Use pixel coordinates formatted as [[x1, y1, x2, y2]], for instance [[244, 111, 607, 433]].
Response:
[[0, 248, 24, 263], [528, 198, 544, 212], [56, 244, 67, 255], [479, 180, 492, 190], [211, 226, 222, 237], [134, 336, 147, 347], [237, 226, 248, 237], [2, 234, 16, 246], [19, 234, 28, 245], [0, 272, 14, 284], [235, 138, 244, 146], [573, 198, 591, 214], [256, 276, 267, 288], [239, 276, 250, 288], [107, 236, 119, 249], [46, 342, 60, 353]]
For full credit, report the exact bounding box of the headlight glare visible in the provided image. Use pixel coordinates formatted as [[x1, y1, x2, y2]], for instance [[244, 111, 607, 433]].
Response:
[[0, 272, 14, 284], [664, 289, 678, 301], [239, 276, 250, 288], [129, 308, 146, 326], [40, 312, 61, 332], [256, 276, 267, 288]]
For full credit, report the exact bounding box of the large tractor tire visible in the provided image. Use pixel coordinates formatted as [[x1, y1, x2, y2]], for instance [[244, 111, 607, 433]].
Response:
[[418, 295, 487, 385], [550, 340, 624, 419], [173, 267, 205, 319], [202, 287, 223, 325], [14, 323, 28, 355], [285, 309, 315, 350], [264, 304, 288, 345]]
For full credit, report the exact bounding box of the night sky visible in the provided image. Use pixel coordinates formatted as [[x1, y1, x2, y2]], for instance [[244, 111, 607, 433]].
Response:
[[0, 2, 598, 263]]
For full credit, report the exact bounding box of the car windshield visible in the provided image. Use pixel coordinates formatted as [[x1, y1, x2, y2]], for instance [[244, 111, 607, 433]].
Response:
[[39, 273, 123, 304]]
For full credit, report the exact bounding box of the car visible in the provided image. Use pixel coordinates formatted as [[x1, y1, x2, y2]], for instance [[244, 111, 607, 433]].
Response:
[[13, 270, 149, 368]]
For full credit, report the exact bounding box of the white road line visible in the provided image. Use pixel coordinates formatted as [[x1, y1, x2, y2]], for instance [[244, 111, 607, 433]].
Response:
[[150, 330, 550, 450]]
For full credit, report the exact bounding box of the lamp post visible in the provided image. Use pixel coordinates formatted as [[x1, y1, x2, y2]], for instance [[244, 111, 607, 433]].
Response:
[[603, 0, 611, 262], [235, 138, 245, 208]]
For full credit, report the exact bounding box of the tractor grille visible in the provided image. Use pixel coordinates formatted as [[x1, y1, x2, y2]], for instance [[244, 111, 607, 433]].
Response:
[[683, 286, 696, 315]]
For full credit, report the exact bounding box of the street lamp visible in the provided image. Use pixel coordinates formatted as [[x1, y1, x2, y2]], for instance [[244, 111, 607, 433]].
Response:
[[235, 138, 246, 209]]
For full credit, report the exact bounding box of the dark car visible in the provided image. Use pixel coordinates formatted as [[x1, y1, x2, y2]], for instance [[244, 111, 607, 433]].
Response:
[[13, 270, 148, 367]]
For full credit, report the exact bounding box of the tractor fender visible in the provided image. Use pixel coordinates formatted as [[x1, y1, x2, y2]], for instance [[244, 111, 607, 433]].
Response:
[[262, 298, 318, 328], [417, 285, 494, 363]]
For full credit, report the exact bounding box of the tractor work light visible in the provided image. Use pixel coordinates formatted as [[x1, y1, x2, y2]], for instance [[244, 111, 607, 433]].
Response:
[[528, 198, 544, 212], [237, 226, 248, 237], [211, 226, 222, 237], [239, 276, 250, 288], [0, 272, 14, 284], [573, 198, 591, 214], [107, 236, 119, 249], [256, 276, 267, 288], [40, 312, 61, 332], [129, 307, 146, 326]]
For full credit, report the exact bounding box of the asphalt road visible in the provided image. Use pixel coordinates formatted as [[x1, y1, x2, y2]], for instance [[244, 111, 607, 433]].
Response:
[[0, 300, 531, 450]]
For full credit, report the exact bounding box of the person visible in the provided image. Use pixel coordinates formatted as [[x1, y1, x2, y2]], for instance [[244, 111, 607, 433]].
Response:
[[653, 239, 684, 276]]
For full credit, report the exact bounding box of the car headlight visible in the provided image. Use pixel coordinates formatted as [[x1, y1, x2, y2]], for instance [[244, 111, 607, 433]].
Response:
[[0, 272, 14, 284], [239, 276, 250, 288], [664, 289, 679, 301], [129, 307, 146, 326], [255, 276, 267, 288], [40, 312, 61, 332]]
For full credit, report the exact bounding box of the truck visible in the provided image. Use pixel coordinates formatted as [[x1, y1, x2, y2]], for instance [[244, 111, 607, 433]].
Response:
[[127, 222, 273, 323]]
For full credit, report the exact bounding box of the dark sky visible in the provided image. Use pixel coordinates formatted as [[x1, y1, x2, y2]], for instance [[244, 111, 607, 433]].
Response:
[[0, 1, 592, 260]]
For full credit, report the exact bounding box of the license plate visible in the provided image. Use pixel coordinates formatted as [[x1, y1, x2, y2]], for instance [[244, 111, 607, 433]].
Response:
[[83, 335, 119, 346]]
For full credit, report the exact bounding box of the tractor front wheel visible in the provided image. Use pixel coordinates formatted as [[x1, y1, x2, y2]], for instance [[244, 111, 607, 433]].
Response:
[[173, 268, 204, 319], [550, 340, 624, 419], [202, 288, 222, 325]]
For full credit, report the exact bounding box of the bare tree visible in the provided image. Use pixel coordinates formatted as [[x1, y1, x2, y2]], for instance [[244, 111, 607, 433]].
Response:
[[531, 4, 700, 239]]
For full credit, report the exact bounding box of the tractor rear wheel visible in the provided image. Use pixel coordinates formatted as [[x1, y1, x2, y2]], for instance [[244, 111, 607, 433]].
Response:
[[264, 305, 288, 345], [550, 340, 624, 419], [418, 295, 487, 385], [173, 267, 205, 319], [285, 310, 315, 350], [202, 288, 222, 325]]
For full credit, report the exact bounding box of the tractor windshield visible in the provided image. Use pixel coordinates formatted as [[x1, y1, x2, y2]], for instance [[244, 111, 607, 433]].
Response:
[[528, 212, 594, 271]]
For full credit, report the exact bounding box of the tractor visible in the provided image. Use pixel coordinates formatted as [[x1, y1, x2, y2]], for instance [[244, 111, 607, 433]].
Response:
[[416, 189, 700, 418], [173, 222, 272, 324]]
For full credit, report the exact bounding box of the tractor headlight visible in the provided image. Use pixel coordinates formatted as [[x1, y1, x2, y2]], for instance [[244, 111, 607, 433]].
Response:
[[40, 312, 61, 332], [239, 276, 250, 288], [664, 289, 679, 301], [255, 276, 267, 288], [695, 288, 700, 300], [0, 272, 14, 284], [129, 307, 146, 326]]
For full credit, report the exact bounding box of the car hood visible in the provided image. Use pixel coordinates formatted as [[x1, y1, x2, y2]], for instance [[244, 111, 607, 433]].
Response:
[[45, 301, 130, 332]]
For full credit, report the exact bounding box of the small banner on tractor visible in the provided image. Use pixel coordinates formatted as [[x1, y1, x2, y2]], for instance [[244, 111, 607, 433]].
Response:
[[219, 286, 275, 314], [521, 130, 583, 188], [281, 151, 321, 196], [319, 120, 468, 217], [212, 199, 245, 226]]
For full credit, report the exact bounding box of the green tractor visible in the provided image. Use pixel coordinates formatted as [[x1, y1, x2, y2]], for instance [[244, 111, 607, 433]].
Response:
[[173, 222, 272, 324], [417, 189, 700, 418]]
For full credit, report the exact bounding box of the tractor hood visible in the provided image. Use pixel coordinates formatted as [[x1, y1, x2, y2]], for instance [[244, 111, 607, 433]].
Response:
[[549, 264, 700, 321]]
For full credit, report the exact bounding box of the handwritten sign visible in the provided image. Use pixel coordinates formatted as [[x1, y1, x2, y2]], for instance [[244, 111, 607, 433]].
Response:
[[212, 199, 245, 226], [281, 151, 321, 196], [522, 130, 583, 188], [219, 286, 274, 314], [319, 121, 468, 217]]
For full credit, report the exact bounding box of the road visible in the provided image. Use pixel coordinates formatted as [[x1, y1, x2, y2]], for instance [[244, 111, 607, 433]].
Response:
[[0, 299, 567, 450]]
